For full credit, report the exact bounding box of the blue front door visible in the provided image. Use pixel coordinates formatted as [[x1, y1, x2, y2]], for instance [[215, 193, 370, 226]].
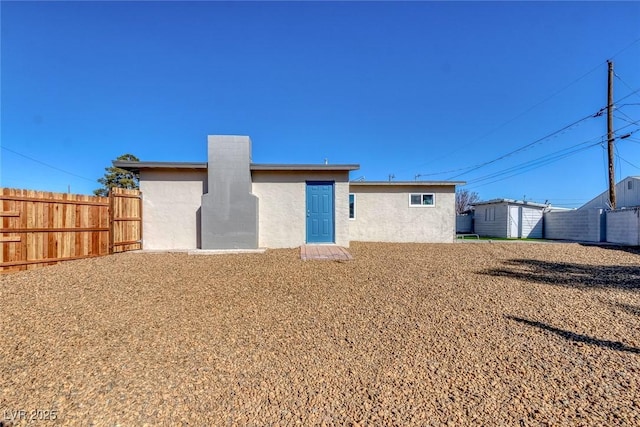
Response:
[[306, 182, 334, 243]]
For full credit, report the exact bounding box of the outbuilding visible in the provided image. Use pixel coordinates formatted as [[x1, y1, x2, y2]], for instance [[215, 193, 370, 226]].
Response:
[[472, 199, 548, 239], [578, 176, 640, 210], [114, 135, 463, 250]]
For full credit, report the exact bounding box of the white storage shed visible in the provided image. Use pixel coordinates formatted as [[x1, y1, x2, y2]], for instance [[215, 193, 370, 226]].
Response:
[[472, 199, 548, 239]]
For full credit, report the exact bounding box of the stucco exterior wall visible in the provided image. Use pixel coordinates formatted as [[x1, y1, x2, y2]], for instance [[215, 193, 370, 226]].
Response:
[[139, 169, 207, 250], [251, 170, 350, 248], [348, 185, 456, 243]]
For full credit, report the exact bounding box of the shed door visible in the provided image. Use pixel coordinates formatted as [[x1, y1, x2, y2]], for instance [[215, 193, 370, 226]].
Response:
[[306, 182, 334, 243], [509, 206, 520, 238], [521, 207, 543, 238]]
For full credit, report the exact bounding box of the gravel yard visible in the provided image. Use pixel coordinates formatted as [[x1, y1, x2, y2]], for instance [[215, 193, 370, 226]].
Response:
[[1, 242, 639, 426]]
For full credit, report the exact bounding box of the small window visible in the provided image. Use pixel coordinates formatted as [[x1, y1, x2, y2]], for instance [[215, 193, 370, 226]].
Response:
[[485, 207, 495, 221], [628, 180, 633, 190], [409, 193, 435, 207], [349, 193, 356, 219]]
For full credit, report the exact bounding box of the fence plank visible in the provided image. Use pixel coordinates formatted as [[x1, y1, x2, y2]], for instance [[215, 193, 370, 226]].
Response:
[[109, 188, 142, 253], [0, 187, 142, 272]]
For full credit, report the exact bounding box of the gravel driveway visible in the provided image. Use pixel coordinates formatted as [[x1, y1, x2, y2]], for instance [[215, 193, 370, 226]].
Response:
[[1, 242, 639, 426]]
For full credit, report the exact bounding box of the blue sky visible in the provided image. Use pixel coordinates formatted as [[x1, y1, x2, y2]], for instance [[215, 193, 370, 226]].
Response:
[[2, 1, 639, 207]]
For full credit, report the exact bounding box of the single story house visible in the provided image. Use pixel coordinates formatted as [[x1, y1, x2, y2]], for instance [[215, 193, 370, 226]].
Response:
[[472, 199, 548, 239], [114, 135, 464, 250]]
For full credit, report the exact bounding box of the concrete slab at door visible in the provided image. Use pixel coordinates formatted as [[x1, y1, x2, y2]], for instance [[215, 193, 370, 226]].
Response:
[[306, 182, 334, 243]]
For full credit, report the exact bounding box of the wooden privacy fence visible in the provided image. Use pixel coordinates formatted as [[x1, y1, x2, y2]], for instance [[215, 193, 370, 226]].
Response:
[[0, 187, 142, 272]]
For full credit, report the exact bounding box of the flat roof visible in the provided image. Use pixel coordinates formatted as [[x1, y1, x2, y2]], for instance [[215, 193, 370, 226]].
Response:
[[113, 161, 206, 171], [113, 161, 359, 172], [251, 163, 360, 171], [349, 181, 465, 186]]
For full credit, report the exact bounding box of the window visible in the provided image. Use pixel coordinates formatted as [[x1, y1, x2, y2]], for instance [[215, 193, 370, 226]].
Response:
[[484, 207, 495, 221], [628, 180, 633, 190], [409, 193, 435, 207], [349, 193, 356, 219]]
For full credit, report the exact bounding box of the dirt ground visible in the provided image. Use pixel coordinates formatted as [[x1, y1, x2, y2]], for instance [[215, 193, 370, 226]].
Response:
[[1, 242, 639, 426]]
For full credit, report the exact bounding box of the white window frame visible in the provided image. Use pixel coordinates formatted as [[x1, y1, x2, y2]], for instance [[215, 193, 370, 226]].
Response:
[[409, 193, 435, 207], [349, 193, 356, 220]]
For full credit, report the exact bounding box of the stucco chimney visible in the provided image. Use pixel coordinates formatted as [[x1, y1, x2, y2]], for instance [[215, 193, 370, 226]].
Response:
[[200, 135, 258, 249]]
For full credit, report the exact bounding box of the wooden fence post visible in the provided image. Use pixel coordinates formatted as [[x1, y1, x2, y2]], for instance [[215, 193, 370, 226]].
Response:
[[108, 189, 114, 254]]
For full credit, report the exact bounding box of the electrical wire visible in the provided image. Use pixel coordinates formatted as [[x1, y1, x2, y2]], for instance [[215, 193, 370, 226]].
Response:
[[615, 88, 640, 104], [400, 40, 640, 179], [1, 146, 95, 182], [615, 145, 622, 180], [464, 145, 600, 191], [614, 114, 639, 126], [614, 72, 640, 101], [610, 36, 640, 60], [404, 39, 640, 176], [400, 59, 612, 175], [447, 111, 599, 180], [461, 124, 638, 190], [417, 101, 632, 180], [464, 140, 602, 188], [601, 137, 610, 191]]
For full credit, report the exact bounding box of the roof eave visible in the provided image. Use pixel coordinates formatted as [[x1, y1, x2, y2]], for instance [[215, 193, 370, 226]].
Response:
[[113, 160, 361, 173], [113, 161, 207, 172], [350, 181, 465, 186], [250, 163, 360, 171], [473, 198, 549, 208]]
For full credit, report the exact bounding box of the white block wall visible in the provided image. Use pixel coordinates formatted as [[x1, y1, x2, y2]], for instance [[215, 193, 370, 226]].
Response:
[[544, 209, 604, 242], [349, 185, 456, 243], [251, 170, 350, 248], [456, 214, 473, 233], [140, 169, 207, 250], [606, 208, 640, 246]]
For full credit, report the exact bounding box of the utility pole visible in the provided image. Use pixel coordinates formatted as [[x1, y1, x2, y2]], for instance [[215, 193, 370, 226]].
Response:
[[607, 60, 616, 209]]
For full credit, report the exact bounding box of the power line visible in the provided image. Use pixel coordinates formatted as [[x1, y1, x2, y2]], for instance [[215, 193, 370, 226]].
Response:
[[404, 38, 640, 176], [464, 146, 600, 191], [464, 139, 602, 189], [610, 36, 640, 60], [601, 136, 609, 191], [447, 111, 599, 180], [419, 97, 640, 183], [614, 72, 640, 101], [419, 96, 639, 180], [614, 113, 639, 126], [401, 58, 611, 175], [1, 146, 95, 182], [462, 124, 638, 190], [615, 88, 640, 104]]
